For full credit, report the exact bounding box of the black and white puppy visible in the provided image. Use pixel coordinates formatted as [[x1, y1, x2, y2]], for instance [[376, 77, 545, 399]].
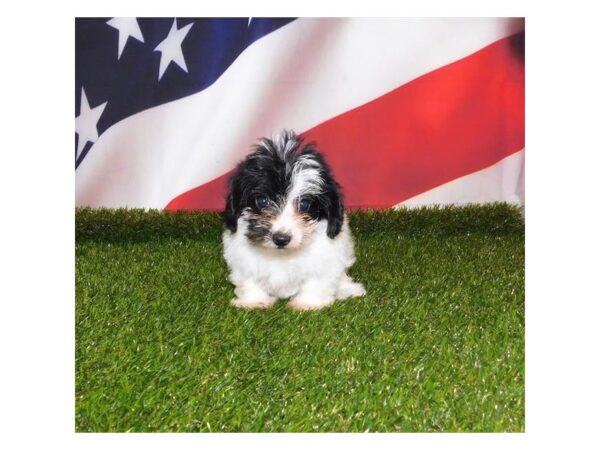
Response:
[[223, 130, 366, 311]]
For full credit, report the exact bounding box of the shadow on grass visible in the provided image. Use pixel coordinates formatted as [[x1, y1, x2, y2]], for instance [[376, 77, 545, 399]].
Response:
[[76, 203, 524, 244]]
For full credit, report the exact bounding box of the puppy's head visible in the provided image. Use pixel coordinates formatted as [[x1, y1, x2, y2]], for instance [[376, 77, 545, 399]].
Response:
[[225, 130, 343, 250]]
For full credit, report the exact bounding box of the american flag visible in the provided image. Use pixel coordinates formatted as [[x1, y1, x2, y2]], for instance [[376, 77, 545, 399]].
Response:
[[75, 18, 525, 210]]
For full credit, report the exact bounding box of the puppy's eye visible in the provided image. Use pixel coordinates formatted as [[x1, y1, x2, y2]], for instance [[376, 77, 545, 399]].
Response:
[[298, 198, 311, 212], [255, 196, 269, 209]]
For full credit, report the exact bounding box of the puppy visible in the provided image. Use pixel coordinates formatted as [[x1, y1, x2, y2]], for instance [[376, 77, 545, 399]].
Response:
[[222, 130, 365, 311]]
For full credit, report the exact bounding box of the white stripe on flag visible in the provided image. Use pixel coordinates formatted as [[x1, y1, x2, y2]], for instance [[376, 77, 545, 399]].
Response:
[[76, 18, 524, 209], [396, 149, 525, 208]]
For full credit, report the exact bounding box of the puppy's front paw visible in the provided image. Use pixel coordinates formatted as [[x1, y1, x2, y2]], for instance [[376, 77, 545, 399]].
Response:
[[231, 297, 276, 309], [287, 297, 333, 311], [337, 281, 366, 299]]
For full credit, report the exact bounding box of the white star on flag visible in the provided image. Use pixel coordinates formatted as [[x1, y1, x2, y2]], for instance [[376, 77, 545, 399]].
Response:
[[106, 17, 145, 60], [154, 19, 194, 81], [75, 87, 107, 159]]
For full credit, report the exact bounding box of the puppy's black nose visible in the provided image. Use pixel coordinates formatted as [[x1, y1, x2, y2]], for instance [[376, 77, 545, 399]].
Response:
[[272, 232, 291, 248]]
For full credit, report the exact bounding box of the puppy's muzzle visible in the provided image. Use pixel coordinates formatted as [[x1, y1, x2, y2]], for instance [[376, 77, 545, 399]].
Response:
[[272, 232, 291, 248]]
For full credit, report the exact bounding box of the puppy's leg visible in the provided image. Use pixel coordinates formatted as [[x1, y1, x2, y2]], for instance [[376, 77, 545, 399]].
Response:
[[231, 278, 277, 309], [336, 272, 366, 300], [288, 278, 337, 311]]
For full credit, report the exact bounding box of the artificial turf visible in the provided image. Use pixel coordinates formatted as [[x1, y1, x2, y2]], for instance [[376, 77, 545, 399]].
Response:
[[75, 204, 524, 432]]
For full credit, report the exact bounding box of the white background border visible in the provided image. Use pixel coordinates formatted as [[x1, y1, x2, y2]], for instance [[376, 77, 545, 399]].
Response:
[[1, 1, 599, 449]]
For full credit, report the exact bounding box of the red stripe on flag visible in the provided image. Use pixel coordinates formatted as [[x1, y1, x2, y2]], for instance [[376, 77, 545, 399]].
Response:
[[165, 32, 524, 211]]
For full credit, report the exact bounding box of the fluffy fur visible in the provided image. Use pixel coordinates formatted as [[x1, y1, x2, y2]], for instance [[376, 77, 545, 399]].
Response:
[[222, 130, 366, 311]]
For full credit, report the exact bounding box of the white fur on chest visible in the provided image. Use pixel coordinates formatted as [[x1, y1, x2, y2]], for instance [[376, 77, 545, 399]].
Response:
[[223, 218, 355, 299]]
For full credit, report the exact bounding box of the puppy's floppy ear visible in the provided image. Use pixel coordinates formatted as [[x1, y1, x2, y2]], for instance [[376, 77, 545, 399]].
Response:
[[325, 181, 344, 239], [224, 175, 240, 233]]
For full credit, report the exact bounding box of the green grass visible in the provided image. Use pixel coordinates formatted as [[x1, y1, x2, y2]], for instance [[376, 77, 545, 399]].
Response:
[[75, 204, 524, 432]]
